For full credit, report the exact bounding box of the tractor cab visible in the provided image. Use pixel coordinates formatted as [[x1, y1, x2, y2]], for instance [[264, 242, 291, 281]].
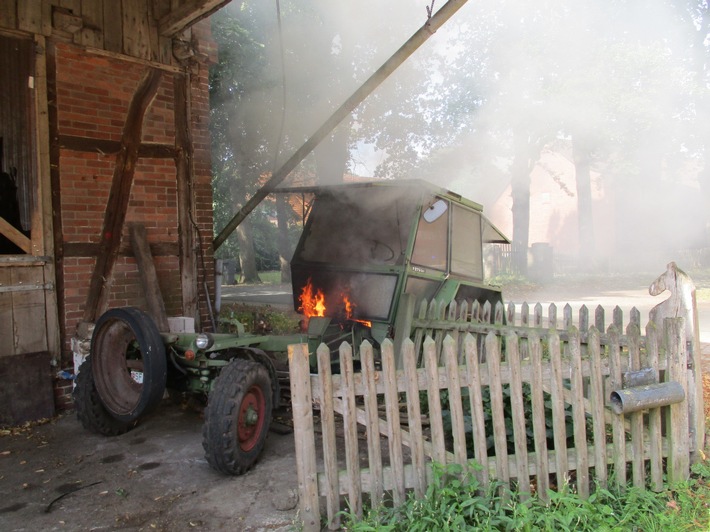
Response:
[[288, 179, 509, 351]]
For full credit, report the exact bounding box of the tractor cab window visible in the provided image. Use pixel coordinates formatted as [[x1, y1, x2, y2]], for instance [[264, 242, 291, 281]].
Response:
[[295, 186, 418, 267], [451, 205, 483, 279], [411, 197, 448, 271]]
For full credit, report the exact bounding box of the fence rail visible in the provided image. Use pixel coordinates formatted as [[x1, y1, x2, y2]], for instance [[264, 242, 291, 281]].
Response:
[[290, 300, 701, 531]]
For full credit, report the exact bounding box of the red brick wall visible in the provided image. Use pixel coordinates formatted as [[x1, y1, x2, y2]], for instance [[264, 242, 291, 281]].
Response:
[[54, 20, 216, 361]]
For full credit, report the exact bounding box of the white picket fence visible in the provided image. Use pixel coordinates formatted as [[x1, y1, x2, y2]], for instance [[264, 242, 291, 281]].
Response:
[[289, 298, 703, 530]]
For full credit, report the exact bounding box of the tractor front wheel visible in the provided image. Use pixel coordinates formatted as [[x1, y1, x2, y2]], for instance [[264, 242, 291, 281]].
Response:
[[202, 358, 273, 475]]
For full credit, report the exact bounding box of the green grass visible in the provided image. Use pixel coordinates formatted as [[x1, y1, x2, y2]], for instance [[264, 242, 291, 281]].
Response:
[[339, 461, 710, 531], [218, 303, 300, 335]]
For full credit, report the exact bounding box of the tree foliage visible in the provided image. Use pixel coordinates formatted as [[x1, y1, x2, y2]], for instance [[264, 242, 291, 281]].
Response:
[[210, 0, 710, 275]]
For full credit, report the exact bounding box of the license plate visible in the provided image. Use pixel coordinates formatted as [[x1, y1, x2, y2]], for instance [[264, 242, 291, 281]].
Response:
[[130, 371, 144, 384]]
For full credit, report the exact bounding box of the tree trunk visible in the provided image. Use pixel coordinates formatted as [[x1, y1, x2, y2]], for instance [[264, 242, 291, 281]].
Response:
[[276, 196, 291, 283], [572, 135, 595, 269], [236, 217, 261, 284], [314, 121, 350, 184], [510, 131, 532, 275]]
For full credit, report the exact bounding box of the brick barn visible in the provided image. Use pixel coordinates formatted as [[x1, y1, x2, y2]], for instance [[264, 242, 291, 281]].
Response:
[[0, 1, 229, 424]]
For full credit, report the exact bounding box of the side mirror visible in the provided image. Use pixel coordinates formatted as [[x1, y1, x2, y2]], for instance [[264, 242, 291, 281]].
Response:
[[423, 199, 448, 223]]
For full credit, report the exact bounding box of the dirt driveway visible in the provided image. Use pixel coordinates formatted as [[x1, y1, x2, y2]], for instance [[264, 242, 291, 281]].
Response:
[[0, 403, 299, 531]]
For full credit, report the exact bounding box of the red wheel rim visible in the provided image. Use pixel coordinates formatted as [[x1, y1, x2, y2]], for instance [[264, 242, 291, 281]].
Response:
[[237, 385, 266, 452]]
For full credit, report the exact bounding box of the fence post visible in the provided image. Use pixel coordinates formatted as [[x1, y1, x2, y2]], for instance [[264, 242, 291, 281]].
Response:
[[316, 343, 339, 529], [666, 317, 690, 483], [289, 343, 320, 531]]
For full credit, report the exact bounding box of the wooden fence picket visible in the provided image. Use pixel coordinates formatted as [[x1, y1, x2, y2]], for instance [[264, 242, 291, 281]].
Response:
[[360, 341, 383, 508], [645, 322, 663, 491], [568, 327, 589, 498], [316, 343, 339, 529], [289, 295, 700, 531], [528, 331, 550, 501]]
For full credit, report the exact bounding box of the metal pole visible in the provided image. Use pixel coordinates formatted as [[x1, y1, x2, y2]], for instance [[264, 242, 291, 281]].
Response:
[[213, 0, 469, 250]]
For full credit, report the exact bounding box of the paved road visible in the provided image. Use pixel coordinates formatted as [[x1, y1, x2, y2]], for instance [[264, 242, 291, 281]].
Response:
[[219, 283, 293, 309]]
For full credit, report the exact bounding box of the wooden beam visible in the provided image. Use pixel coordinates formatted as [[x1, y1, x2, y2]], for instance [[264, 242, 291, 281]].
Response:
[[0, 216, 31, 254], [82, 68, 163, 323], [159, 0, 230, 37], [129, 224, 170, 331], [58, 135, 176, 158], [213, 0, 470, 250], [174, 73, 199, 324], [63, 241, 178, 258]]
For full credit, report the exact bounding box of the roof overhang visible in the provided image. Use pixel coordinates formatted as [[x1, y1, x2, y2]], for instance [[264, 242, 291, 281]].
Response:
[[159, 0, 232, 37]]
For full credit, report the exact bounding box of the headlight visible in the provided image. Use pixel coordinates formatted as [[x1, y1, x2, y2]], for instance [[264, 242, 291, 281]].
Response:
[[195, 333, 213, 350]]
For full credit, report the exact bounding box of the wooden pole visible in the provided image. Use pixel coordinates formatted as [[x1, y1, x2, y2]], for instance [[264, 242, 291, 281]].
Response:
[[82, 68, 162, 322], [213, 0, 470, 250]]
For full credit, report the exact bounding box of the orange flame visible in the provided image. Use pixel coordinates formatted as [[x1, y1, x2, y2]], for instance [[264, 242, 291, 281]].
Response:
[[343, 294, 372, 328], [299, 278, 371, 328], [299, 278, 326, 318]]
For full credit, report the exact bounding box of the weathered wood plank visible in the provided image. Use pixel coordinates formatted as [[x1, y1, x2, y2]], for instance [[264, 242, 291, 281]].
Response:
[[78, 0, 103, 48], [487, 332, 509, 484], [568, 327, 589, 497], [122, 0, 151, 60], [464, 332, 489, 485], [608, 325, 626, 488], [288, 343, 319, 532], [0, 267, 15, 355], [339, 342, 362, 517], [63, 241, 179, 258], [158, 0, 229, 36], [666, 318, 690, 483], [549, 329, 569, 486], [424, 336, 446, 465], [360, 341, 383, 508], [17, 1, 41, 33], [403, 339, 426, 498], [645, 322, 663, 491], [58, 135, 176, 157], [507, 330, 530, 498], [528, 331, 550, 501], [626, 323, 645, 489], [316, 343, 339, 530], [587, 326, 608, 489], [443, 335, 467, 466], [382, 339, 405, 506], [11, 266, 48, 354], [0, 216, 31, 254], [128, 224, 169, 331], [103, 0, 123, 53], [174, 73, 199, 323], [0, 1, 17, 28]]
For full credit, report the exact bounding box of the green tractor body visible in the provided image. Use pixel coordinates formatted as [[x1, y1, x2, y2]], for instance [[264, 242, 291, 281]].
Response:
[[76, 179, 509, 475]]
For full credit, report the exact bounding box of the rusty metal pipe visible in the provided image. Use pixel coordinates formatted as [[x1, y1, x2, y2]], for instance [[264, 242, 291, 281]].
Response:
[[610, 381, 685, 415], [213, 0, 470, 250]]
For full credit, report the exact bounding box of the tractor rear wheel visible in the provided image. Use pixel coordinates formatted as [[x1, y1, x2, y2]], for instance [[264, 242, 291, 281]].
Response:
[[203, 358, 273, 475], [74, 357, 136, 436], [91, 307, 167, 423]]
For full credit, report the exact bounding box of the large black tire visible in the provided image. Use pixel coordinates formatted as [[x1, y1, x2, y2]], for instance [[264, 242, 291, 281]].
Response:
[[91, 307, 167, 423], [74, 357, 136, 436], [203, 359, 273, 475]]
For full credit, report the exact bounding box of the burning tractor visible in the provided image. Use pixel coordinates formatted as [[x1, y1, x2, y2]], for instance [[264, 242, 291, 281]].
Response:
[[74, 179, 509, 475]]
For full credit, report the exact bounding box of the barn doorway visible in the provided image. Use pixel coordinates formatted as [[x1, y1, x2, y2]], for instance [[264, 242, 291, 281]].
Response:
[[0, 34, 35, 255]]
